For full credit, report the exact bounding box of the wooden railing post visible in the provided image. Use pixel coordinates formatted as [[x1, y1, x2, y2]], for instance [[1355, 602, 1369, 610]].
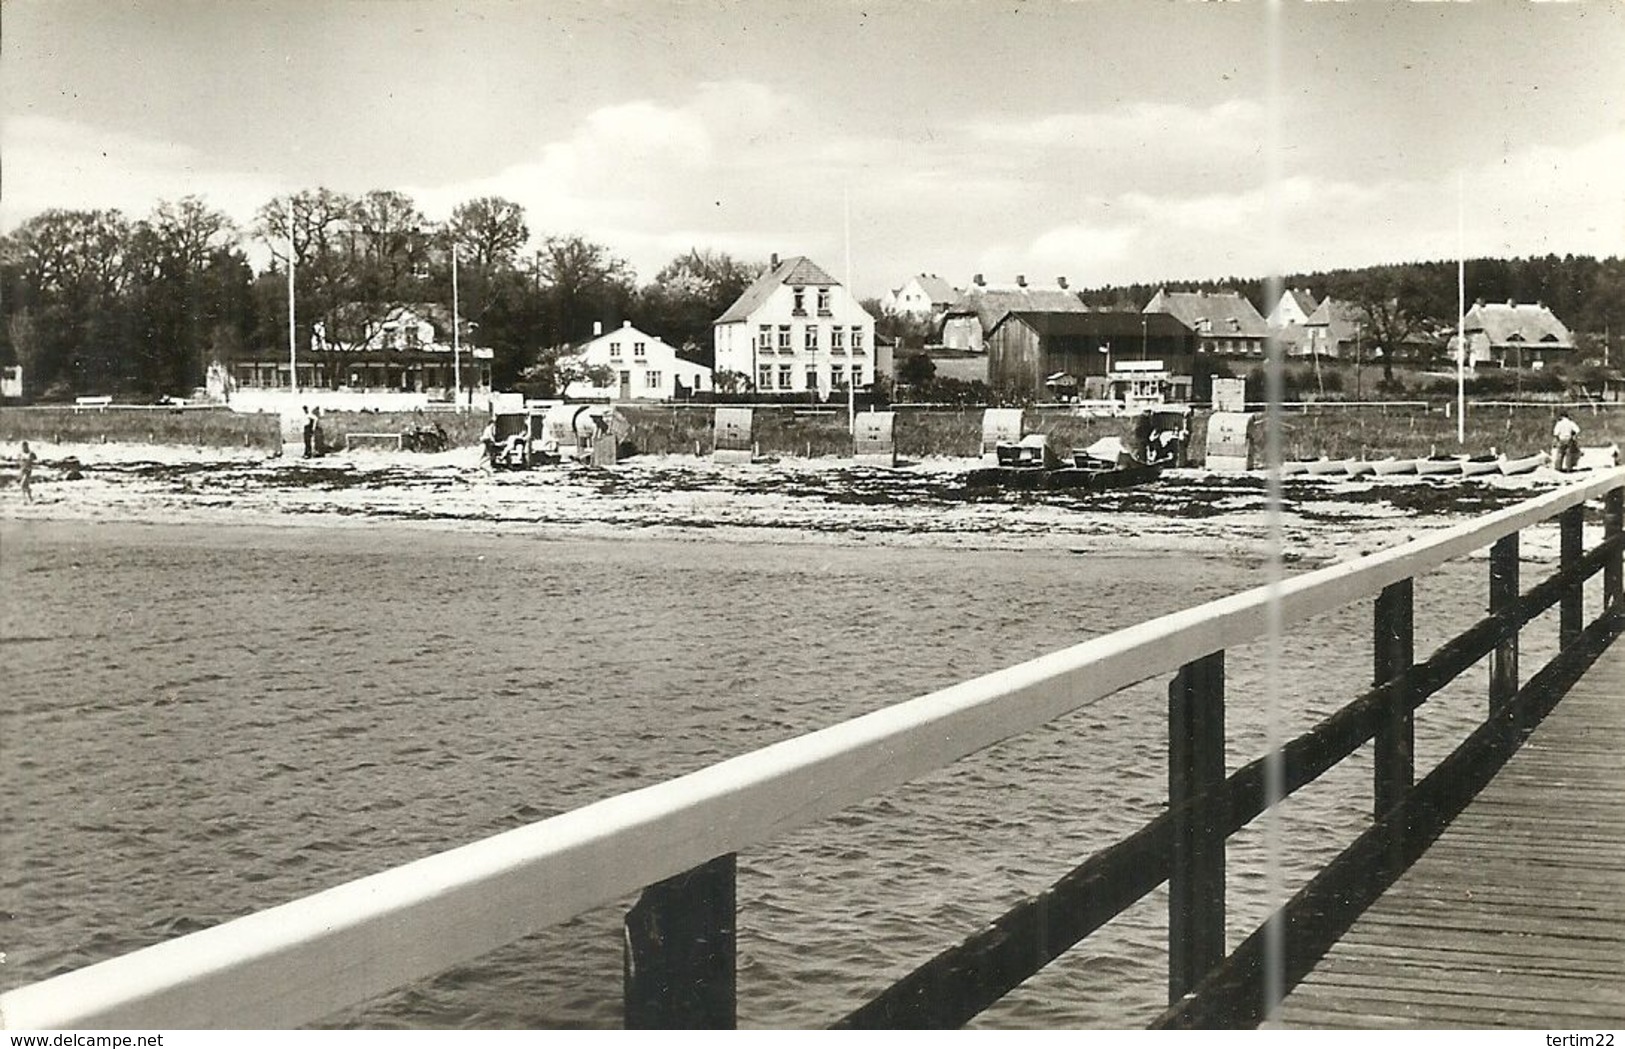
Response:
[[1604, 486, 1623, 609], [1489, 534, 1520, 715], [1373, 578, 1414, 819], [624, 853, 737, 1029], [1559, 505, 1584, 648], [1168, 651, 1225, 1005]]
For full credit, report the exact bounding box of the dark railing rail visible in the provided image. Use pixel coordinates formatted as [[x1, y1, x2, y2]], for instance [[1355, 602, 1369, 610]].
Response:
[[4, 471, 1622, 1031]]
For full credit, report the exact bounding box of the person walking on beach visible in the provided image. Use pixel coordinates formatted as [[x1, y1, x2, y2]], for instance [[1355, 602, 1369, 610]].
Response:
[[480, 418, 498, 470], [1553, 411, 1581, 472], [17, 441, 37, 502], [302, 406, 315, 458]]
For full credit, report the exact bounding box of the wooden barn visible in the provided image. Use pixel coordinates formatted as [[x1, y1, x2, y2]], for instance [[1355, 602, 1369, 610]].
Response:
[[986, 310, 1197, 400]]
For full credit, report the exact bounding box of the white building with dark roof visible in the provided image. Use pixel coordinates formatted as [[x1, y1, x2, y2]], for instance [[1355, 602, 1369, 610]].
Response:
[[883, 274, 959, 319], [713, 255, 875, 394], [563, 320, 711, 401]]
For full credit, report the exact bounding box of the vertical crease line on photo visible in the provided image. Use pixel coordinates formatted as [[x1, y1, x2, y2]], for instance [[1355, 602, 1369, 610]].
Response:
[[1262, 0, 1288, 1025]]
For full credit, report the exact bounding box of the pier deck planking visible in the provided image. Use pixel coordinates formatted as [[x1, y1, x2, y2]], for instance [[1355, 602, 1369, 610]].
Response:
[[1275, 638, 1625, 1029]]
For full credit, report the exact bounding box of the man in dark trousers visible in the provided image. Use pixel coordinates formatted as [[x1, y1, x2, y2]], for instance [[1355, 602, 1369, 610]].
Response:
[[302, 406, 315, 458]]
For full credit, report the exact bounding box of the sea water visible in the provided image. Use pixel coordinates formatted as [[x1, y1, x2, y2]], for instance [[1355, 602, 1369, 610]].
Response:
[[0, 518, 1541, 1027]]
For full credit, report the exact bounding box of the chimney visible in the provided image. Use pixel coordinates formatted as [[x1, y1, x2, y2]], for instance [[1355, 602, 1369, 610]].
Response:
[[1016, 275, 1027, 287], [623, 319, 633, 328], [771, 253, 780, 269], [593, 320, 603, 337], [1056, 276, 1069, 289], [974, 273, 985, 286], [1506, 299, 1516, 308]]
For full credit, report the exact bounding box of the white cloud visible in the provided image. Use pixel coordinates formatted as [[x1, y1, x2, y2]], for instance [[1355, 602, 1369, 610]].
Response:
[[0, 115, 280, 231]]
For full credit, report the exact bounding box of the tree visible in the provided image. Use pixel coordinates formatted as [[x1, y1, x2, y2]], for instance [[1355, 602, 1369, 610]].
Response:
[[533, 235, 636, 348], [897, 351, 937, 387], [450, 197, 529, 270], [1348, 270, 1428, 383], [128, 197, 245, 394], [636, 249, 763, 364], [253, 189, 361, 387], [350, 190, 430, 305], [517, 345, 615, 399]]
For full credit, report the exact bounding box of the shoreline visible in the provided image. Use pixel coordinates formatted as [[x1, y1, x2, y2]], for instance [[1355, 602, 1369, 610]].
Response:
[[3, 439, 1615, 564]]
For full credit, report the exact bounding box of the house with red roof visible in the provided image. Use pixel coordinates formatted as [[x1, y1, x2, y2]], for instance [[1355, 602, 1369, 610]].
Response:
[[713, 255, 876, 395]]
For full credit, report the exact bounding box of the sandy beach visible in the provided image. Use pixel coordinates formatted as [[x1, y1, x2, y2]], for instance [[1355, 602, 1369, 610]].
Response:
[[4, 439, 1616, 565]]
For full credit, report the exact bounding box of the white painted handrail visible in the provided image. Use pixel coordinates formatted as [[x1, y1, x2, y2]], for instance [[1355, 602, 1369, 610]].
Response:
[[5, 468, 1622, 1030]]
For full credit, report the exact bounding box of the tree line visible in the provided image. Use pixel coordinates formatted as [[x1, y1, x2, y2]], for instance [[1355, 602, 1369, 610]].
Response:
[[1074, 255, 1625, 367], [0, 191, 766, 400]]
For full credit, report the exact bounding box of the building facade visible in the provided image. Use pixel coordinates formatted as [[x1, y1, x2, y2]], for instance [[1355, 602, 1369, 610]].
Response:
[[939, 276, 1086, 354], [882, 274, 958, 320], [1450, 300, 1576, 369], [713, 255, 875, 395], [225, 302, 492, 396], [563, 321, 711, 400], [1143, 288, 1271, 359], [985, 310, 1197, 399]]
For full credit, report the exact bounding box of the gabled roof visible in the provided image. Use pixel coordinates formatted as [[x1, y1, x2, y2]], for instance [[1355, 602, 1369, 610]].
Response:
[[1270, 288, 1319, 323], [715, 256, 839, 324], [994, 309, 1192, 341], [1304, 297, 1363, 343], [944, 284, 1087, 334], [1462, 302, 1574, 348], [322, 301, 473, 345], [1144, 289, 1269, 338], [911, 274, 957, 304]]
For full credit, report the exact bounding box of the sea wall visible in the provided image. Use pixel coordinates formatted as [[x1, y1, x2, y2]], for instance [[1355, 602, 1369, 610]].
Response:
[[0, 406, 283, 450]]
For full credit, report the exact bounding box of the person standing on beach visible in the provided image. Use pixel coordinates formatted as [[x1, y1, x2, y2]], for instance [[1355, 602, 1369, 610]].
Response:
[[302, 406, 315, 458], [1553, 411, 1581, 472], [17, 441, 37, 502]]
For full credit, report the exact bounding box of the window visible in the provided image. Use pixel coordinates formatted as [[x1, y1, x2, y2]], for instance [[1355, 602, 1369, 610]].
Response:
[[777, 325, 792, 351], [831, 364, 845, 387], [758, 325, 772, 352], [645, 371, 662, 389], [778, 364, 793, 389], [634, 341, 647, 359], [851, 366, 863, 387], [851, 328, 865, 354], [831, 326, 845, 353], [609, 341, 622, 358], [817, 288, 831, 314], [806, 367, 819, 390], [792, 287, 806, 315], [758, 365, 773, 389], [805, 326, 818, 351]]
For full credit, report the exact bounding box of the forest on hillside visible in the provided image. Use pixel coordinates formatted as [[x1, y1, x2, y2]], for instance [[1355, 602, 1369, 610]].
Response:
[[1074, 255, 1625, 353]]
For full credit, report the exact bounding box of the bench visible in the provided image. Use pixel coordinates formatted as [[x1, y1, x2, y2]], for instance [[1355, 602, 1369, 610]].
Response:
[[73, 396, 113, 411]]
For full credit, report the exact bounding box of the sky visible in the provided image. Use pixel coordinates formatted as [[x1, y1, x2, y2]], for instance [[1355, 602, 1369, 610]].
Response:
[[3, 0, 1622, 298]]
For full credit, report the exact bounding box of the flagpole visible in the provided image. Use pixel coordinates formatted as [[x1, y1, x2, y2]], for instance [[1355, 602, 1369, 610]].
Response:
[[1457, 173, 1466, 445], [287, 205, 298, 396], [452, 243, 462, 408], [844, 184, 854, 434]]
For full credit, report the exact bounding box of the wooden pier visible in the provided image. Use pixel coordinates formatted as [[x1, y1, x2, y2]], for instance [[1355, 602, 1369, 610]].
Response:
[[1274, 639, 1625, 1029]]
